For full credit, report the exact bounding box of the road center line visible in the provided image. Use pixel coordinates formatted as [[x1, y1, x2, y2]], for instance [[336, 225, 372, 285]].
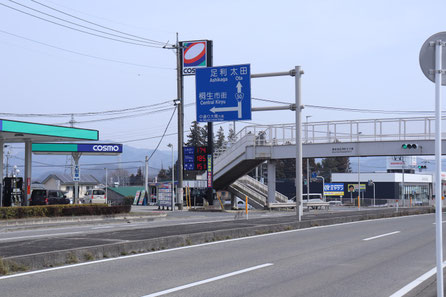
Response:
[[363, 231, 400, 241], [141, 263, 273, 297], [0, 231, 82, 242]]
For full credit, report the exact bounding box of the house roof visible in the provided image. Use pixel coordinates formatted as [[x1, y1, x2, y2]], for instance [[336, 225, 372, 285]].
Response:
[[41, 173, 100, 185], [108, 186, 145, 198]]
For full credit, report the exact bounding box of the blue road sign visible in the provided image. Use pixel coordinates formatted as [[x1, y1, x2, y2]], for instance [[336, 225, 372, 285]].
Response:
[[195, 64, 251, 122]]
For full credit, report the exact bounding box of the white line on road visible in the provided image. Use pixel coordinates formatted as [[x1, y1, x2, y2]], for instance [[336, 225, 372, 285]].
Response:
[[0, 231, 82, 242], [362, 231, 400, 241], [389, 261, 446, 297], [0, 213, 431, 281], [91, 226, 114, 230], [141, 263, 273, 297]]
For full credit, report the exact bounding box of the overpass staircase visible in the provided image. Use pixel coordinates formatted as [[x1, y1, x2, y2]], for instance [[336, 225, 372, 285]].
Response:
[[227, 175, 289, 209]]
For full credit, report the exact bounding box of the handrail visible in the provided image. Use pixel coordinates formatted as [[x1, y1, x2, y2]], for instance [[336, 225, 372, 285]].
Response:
[[214, 116, 444, 163]]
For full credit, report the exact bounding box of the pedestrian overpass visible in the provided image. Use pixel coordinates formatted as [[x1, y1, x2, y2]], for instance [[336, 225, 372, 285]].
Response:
[[213, 116, 446, 207]]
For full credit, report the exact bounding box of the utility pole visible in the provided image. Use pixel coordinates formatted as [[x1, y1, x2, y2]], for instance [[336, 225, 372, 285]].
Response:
[[175, 33, 184, 210]]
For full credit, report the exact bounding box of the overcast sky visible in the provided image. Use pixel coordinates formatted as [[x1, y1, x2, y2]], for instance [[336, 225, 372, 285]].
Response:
[[1, 0, 445, 152]]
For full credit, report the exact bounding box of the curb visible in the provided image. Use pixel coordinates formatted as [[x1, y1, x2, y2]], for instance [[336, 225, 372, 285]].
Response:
[[1, 207, 434, 273], [0, 212, 167, 231]]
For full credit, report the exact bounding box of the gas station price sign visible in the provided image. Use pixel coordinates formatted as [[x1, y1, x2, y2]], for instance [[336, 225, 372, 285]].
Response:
[[183, 146, 208, 171]]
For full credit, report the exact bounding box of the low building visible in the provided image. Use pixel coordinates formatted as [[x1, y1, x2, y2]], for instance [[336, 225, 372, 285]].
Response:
[[331, 172, 433, 206], [40, 173, 101, 198]]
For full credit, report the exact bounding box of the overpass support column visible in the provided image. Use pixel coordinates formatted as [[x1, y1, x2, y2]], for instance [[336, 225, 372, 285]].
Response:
[[24, 141, 32, 206], [267, 160, 276, 204], [229, 191, 236, 209]]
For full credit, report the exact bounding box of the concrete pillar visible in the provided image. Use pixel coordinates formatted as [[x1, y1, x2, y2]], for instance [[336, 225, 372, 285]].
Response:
[[267, 160, 276, 204], [24, 141, 32, 206], [230, 191, 236, 209], [0, 141, 3, 207]]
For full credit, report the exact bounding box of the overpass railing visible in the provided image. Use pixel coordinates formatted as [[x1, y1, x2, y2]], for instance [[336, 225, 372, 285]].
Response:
[[214, 116, 445, 162]]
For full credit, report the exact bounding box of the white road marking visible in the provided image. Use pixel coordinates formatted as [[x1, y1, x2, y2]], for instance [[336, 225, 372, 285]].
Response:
[[363, 231, 400, 241], [141, 263, 273, 297], [0, 231, 82, 242], [432, 221, 446, 224], [91, 226, 114, 230], [0, 213, 432, 280], [389, 262, 446, 297]]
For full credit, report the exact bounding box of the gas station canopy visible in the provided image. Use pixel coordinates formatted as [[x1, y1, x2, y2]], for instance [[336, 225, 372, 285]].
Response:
[[32, 143, 123, 156], [0, 119, 99, 143]]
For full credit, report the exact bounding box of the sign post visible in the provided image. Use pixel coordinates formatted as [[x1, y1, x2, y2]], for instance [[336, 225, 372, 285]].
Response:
[[419, 32, 446, 297]]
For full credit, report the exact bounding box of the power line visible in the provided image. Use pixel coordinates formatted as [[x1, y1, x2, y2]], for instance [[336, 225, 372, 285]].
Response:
[[305, 104, 435, 115], [147, 105, 177, 162], [0, 100, 174, 118], [252, 97, 292, 105], [0, 29, 174, 70], [6, 0, 165, 46], [0, 2, 163, 48], [29, 0, 169, 46]]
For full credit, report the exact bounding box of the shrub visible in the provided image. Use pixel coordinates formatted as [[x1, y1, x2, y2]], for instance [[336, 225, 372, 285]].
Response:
[[123, 196, 135, 206]]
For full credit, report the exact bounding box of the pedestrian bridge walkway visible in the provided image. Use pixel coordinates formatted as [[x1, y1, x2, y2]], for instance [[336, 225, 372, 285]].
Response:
[[213, 116, 446, 190]]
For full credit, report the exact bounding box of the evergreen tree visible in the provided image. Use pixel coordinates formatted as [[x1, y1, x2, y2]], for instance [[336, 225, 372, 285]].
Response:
[[318, 157, 351, 182], [227, 127, 236, 143], [214, 126, 226, 151], [186, 121, 207, 146]]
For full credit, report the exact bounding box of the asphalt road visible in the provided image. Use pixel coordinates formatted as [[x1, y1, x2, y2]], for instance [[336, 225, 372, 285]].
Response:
[[0, 213, 441, 297]]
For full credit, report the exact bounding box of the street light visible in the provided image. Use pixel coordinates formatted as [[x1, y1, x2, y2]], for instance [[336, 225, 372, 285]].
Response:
[[167, 143, 175, 211], [305, 115, 312, 203], [357, 132, 362, 209]]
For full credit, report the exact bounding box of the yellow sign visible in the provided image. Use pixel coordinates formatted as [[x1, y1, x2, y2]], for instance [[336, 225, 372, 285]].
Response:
[[347, 184, 365, 192]]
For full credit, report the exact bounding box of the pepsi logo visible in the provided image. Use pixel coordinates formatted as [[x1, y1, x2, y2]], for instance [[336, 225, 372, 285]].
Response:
[[183, 42, 206, 67]]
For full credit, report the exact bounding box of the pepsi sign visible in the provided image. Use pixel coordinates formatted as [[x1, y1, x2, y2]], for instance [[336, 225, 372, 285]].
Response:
[[180, 40, 213, 76]]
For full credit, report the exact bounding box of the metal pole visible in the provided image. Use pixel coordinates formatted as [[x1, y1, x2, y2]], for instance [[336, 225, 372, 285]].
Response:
[[105, 168, 108, 205], [358, 155, 360, 210], [144, 156, 149, 195], [0, 142, 3, 207], [434, 39, 444, 297], [176, 33, 184, 210], [295, 66, 303, 220], [306, 158, 310, 202], [24, 141, 32, 206], [171, 144, 175, 211], [306, 116, 311, 204], [402, 160, 405, 207], [373, 183, 376, 207], [72, 153, 80, 204]]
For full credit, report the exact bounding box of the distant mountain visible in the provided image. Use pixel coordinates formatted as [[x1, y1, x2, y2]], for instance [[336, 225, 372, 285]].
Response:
[[5, 144, 175, 183]]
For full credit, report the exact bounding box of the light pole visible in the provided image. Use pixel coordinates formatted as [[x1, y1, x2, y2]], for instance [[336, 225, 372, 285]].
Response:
[[357, 132, 362, 209], [167, 143, 175, 211], [402, 158, 405, 207], [306, 115, 312, 203], [315, 175, 325, 201]]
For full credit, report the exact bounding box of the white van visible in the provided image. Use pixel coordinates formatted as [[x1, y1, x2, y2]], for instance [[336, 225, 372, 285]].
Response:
[[82, 189, 106, 204]]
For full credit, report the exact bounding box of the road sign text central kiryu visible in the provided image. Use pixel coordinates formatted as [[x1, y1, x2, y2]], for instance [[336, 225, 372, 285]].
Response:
[[195, 64, 251, 122]]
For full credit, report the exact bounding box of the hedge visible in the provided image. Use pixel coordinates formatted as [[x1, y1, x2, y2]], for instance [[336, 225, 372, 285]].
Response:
[[0, 204, 131, 220]]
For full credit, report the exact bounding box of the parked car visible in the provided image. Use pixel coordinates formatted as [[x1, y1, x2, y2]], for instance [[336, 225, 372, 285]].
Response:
[[30, 189, 70, 205], [82, 189, 107, 204]]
